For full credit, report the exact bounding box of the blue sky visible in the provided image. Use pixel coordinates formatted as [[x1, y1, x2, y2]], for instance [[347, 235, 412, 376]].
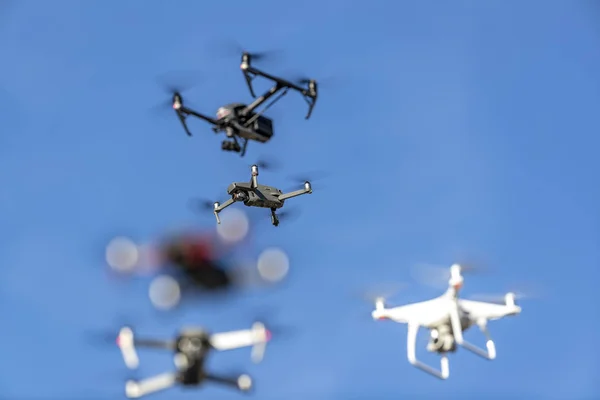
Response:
[[1, 1, 599, 399]]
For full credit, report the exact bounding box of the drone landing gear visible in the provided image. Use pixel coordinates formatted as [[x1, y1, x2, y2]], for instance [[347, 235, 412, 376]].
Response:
[[407, 323, 449, 380], [270, 208, 280, 227], [450, 310, 496, 360]]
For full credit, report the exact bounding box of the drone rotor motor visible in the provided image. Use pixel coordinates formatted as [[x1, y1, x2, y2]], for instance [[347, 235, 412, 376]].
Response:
[[172, 93, 183, 110]]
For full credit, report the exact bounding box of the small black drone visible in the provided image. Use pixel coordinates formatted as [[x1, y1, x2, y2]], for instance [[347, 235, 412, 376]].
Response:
[[117, 323, 270, 398], [197, 162, 313, 227], [169, 51, 318, 157]]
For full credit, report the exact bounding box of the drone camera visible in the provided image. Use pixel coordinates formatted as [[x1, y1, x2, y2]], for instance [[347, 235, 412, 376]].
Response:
[[221, 141, 241, 152]]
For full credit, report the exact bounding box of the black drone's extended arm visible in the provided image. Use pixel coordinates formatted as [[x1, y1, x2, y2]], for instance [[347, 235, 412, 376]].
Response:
[[134, 338, 177, 350], [174, 104, 220, 137], [239, 54, 318, 120]]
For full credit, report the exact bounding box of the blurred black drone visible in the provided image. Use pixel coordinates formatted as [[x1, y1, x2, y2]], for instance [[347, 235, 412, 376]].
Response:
[[163, 49, 318, 157]]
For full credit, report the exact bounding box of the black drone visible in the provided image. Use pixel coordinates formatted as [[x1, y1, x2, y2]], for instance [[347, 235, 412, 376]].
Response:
[[169, 51, 318, 156], [116, 323, 270, 398], [196, 162, 314, 227]]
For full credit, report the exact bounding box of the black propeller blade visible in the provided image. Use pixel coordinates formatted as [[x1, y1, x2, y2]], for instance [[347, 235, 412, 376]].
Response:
[[290, 74, 339, 89], [251, 156, 281, 171], [83, 314, 138, 347], [210, 39, 282, 62], [285, 171, 329, 191], [189, 198, 218, 212], [151, 71, 202, 112]]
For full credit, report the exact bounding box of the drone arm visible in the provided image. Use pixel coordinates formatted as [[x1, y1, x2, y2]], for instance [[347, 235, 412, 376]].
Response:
[[244, 65, 305, 92], [213, 198, 235, 224], [125, 372, 178, 399], [242, 64, 315, 118], [406, 323, 449, 380], [210, 323, 270, 362], [449, 306, 495, 360], [181, 106, 219, 125], [205, 373, 252, 391], [241, 84, 283, 116], [278, 184, 312, 201]]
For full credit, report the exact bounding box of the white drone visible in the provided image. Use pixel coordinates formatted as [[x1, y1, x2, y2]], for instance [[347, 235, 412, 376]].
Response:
[[371, 264, 521, 380], [116, 323, 271, 398]]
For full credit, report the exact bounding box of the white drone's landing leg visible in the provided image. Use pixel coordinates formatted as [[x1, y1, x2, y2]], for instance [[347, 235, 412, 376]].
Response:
[[450, 309, 496, 360], [407, 323, 449, 380], [125, 373, 178, 399]]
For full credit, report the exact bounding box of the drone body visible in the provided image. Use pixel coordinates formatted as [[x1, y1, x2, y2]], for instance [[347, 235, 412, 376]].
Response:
[[171, 52, 317, 157], [371, 264, 521, 380], [216, 102, 274, 145], [117, 323, 270, 398], [212, 164, 312, 226], [160, 232, 233, 291]]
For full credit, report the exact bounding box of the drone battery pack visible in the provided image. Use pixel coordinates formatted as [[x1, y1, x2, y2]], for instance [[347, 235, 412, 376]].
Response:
[[251, 116, 274, 141]]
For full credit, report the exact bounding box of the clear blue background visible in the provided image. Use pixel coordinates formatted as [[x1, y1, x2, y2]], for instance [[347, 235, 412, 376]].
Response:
[[1, 1, 599, 399]]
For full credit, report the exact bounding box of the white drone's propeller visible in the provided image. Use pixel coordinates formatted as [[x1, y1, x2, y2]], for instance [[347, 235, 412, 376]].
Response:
[[357, 282, 409, 307], [468, 278, 545, 302], [469, 288, 541, 304], [410, 262, 487, 289]]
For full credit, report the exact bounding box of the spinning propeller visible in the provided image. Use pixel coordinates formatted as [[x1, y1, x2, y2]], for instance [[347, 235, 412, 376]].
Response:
[[250, 157, 279, 171], [151, 72, 202, 127], [208, 39, 282, 64], [410, 261, 489, 290], [285, 170, 328, 192], [469, 285, 542, 304], [354, 282, 410, 315]]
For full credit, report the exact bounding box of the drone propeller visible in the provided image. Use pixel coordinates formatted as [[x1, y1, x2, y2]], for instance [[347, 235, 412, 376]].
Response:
[[151, 71, 202, 113], [250, 156, 280, 171], [189, 197, 217, 212], [467, 292, 529, 305], [157, 71, 202, 94], [285, 171, 328, 191], [410, 261, 489, 289], [469, 283, 544, 304], [355, 282, 409, 306], [287, 170, 328, 184], [289, 73, 342, 90], [83, 314, 139, 349], [208, 39, 282, 63]]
